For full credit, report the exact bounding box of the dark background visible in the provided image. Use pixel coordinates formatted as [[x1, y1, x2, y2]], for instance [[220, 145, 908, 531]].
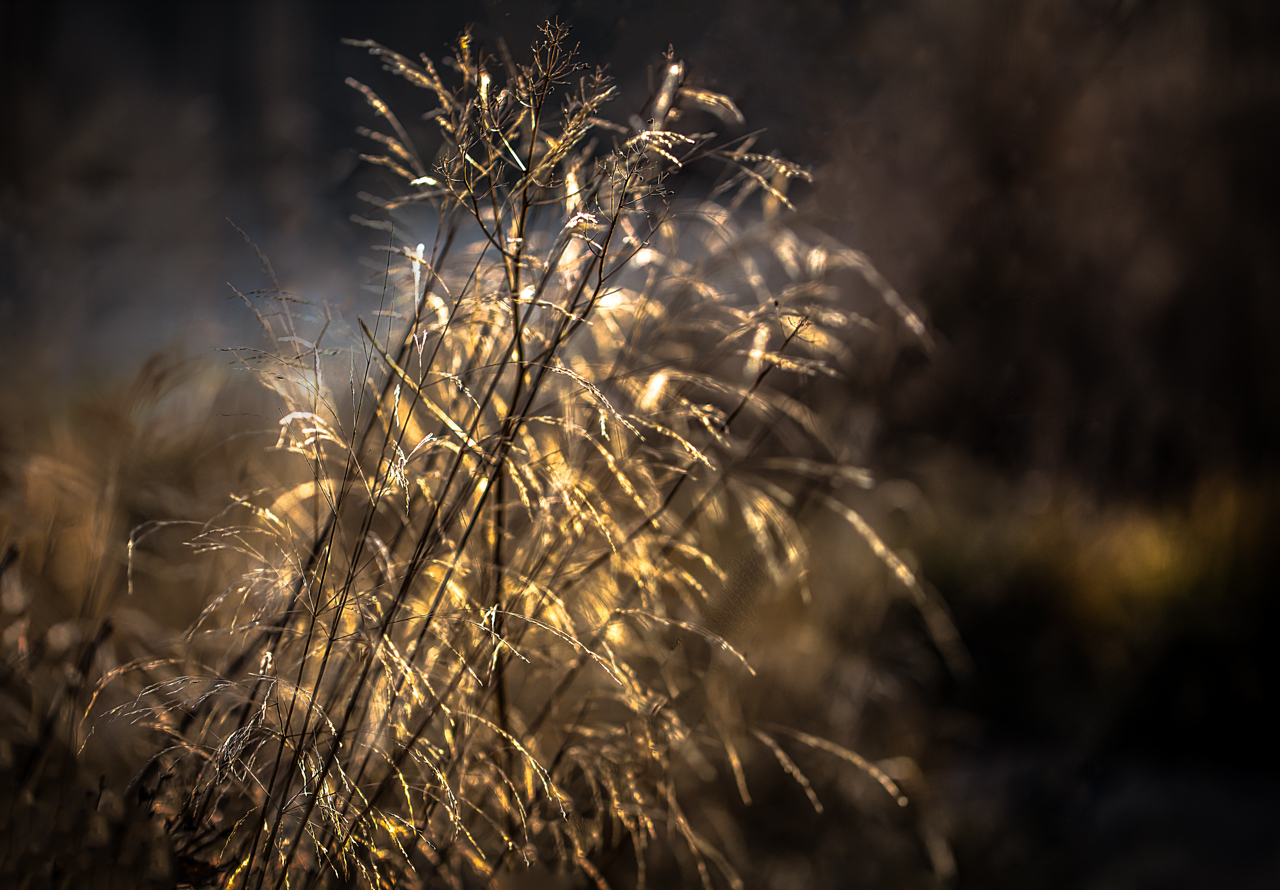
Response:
[[3, 1, 1279, 887]]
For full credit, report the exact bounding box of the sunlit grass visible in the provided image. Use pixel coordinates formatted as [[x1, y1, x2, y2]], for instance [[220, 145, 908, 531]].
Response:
[[1, 23, 939, 889]]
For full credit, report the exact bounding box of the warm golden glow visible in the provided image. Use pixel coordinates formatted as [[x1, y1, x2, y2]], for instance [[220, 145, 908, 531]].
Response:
[[1, 23, 932, 890]]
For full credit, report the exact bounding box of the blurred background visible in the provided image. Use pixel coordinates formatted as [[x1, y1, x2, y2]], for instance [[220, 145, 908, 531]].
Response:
[[2, 0, 1279, 887]]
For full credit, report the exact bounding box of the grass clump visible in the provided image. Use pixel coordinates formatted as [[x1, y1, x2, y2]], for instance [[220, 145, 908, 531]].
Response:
[[4, 22, 941, 889]]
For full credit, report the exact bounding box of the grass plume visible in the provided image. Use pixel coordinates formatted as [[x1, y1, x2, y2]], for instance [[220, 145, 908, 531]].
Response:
[[2, 22, 942, 889]]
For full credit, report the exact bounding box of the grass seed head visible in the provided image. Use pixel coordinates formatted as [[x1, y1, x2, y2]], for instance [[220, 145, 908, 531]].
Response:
[[0, 21, 939, 890]]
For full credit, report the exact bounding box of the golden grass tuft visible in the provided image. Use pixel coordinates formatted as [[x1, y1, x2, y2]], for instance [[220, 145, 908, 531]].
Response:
[[3, 22, 943, 889]]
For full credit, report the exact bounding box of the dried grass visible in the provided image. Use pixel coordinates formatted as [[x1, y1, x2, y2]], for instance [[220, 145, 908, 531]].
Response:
[[1, 22, 945, 889]]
